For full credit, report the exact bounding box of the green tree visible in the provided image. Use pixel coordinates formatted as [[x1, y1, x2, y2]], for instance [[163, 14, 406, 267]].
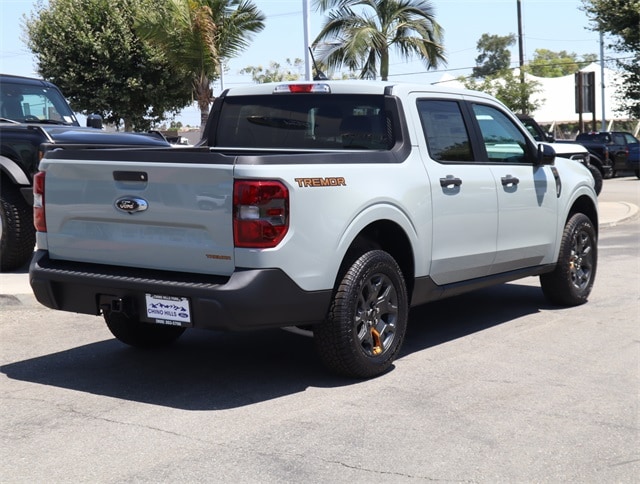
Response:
[[529, 49, 598, 77], [472, 33, 515, 78], [25, 0, 193, 131], [312, 0, 445, 81], [240, 58, 304, 83], [137, 0, 265, 130], [460, 69, 544, 115], [582, 0, 640, 118]]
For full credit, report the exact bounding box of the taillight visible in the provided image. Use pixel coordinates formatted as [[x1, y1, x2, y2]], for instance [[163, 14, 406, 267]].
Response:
[[233, 180, 289, 248], [273, 83, 331, 94], [33, 171, 46, 232]]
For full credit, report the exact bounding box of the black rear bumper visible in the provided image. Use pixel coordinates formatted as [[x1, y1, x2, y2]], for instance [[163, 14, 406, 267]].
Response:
[[29, 250, 331, 331]]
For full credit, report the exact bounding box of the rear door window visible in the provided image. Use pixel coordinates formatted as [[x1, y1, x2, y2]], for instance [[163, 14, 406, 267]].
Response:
[[417, 100, 474, 162]]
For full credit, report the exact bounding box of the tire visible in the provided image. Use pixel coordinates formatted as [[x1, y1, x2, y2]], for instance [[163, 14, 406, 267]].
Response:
[[597, 157, 614, 179], [585, 163, 603, 195], [0, 179, 35, 272], [104, 311, 185, 348], [540, 213, 597, 306], [314, 250, 408, 379], [635, 169, 639, 179]]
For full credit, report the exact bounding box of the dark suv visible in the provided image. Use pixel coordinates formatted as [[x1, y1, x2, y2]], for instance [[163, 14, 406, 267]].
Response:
[[0, 74, 169, 271]]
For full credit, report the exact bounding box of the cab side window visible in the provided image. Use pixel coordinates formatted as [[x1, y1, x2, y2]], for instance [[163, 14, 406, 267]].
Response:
[[417, 100, 474, 162], [472, 104, 528, 163]]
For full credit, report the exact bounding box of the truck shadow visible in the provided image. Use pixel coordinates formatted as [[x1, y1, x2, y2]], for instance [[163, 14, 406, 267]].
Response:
[[1, 282, 551, 410]]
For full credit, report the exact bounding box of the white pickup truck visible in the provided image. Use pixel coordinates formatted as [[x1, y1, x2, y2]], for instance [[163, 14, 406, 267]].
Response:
[[29, 81, 598, 378]]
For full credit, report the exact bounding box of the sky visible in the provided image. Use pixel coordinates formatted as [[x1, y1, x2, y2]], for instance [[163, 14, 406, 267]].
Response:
[[1, 0, 607, 126]]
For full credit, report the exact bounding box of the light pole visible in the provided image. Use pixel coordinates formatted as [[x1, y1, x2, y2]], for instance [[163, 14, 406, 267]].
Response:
[[517, 0, 526, 113], [599, 31, 606, 130], [303, 0, 313, 81]]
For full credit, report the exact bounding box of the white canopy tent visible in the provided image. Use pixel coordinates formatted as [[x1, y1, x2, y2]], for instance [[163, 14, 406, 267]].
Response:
[[435, 62, 629, 126]]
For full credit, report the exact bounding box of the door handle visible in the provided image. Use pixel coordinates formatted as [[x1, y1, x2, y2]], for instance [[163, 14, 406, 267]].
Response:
[[501, 175, 520, 187], [440, 176, 462, 188]]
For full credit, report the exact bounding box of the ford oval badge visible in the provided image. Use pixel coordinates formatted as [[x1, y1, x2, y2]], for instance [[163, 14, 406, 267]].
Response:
[[115, 197, 148, 214]]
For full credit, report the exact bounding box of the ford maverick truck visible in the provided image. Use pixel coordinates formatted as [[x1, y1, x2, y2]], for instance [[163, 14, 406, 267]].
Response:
[[29, 81, 599, 378], [0, 74, 170, 271]]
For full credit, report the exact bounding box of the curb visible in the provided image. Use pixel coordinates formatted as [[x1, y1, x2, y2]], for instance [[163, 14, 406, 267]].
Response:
[[599, 201, 639, 228]]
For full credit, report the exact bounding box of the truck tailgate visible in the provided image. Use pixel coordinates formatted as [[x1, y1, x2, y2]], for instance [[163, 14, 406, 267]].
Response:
[[39, 149, 235, 275]]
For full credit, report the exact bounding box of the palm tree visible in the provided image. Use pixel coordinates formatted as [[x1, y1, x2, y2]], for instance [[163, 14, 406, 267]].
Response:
[[313, 0, 446, 81], [137, 0, 265, 130]]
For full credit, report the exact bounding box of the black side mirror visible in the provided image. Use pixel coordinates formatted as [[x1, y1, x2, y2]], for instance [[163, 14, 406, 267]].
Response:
[[537, 143, 556, 165], [87, 114, 103, 129]]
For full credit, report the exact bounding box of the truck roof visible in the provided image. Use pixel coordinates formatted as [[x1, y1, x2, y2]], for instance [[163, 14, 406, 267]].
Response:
[[0, 73, 59, 89], [222, 80, 497, 101]]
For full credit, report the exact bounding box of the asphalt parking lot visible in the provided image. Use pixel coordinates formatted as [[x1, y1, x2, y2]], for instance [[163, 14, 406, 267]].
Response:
[[1, 177, 638, 483]]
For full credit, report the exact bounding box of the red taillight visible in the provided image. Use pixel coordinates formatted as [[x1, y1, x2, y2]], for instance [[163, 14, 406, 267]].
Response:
[[288, 84, 315, 93], [233, 180, 289, 248], [33, 171, 46, 232], [273, 83, 331, 94]]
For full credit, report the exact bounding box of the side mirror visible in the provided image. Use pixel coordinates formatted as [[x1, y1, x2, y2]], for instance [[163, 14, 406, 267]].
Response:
[[537, 143, 555, 165], [545, 133, 555, 142], [87, 114, 103, 129]]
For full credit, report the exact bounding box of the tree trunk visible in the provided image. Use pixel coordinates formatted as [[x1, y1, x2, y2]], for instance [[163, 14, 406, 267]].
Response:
[[194, 75, 213, 135], [200, 107, 209, 136], [380, 47, 389, 81]]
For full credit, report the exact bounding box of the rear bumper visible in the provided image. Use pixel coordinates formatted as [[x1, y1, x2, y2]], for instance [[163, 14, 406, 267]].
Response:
[[29, 250, 331, 331]]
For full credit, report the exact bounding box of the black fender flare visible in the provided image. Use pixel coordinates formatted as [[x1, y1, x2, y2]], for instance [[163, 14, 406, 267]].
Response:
[[0, 154, 30, 186]]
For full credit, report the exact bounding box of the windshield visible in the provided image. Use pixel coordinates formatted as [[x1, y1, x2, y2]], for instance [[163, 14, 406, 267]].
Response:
[[0, 80, 79, 125]]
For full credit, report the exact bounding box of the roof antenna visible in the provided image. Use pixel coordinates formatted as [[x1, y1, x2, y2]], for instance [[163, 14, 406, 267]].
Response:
[[309, 47, 328, 81]]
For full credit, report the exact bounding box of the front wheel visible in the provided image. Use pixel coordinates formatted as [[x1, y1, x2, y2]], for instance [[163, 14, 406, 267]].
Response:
[[585, 164, 603, 195], [314, 250, 408, 379], [540, 213, 597, 306], [104, 311, 185, 348]]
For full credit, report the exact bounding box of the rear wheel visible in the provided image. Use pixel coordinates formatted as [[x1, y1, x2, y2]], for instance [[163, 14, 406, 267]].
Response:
[[104, 311, 185, 348], [314, 250, 408, 379], [635, 169, 639, 179], [540, 213, 597, 306], [0, 179, 35, 272]]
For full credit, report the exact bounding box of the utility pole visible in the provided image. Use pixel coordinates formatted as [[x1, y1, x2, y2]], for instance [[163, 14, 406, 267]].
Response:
[[600, 31, 606, 130], [303, 0, 313, 81], [517, 0, 526, 113]]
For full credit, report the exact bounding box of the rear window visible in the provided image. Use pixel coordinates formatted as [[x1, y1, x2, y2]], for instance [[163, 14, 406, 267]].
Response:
[[214, 94, 393, 150]]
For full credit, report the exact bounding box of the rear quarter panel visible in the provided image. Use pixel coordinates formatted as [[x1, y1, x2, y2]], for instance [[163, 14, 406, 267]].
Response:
[[232, 152, 431, 292]]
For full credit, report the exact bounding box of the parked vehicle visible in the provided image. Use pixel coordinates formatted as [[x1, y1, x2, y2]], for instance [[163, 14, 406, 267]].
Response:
[[517, 114, 602, 194], [0, 74, 170, 271], [557, 131, 635, 179], [629, 143, 640, 179], [29, 81, 598, 378]]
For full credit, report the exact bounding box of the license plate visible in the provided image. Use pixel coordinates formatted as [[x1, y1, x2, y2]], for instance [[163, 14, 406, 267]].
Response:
[[145, 293, 192, 326]]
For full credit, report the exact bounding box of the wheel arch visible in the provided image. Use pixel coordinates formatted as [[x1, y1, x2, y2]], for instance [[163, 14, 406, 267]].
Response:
[[338, 219, 416, 304], [568, 195, 599, 237], [0, 154, 31, 186], [587, 153, 604, 170]]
